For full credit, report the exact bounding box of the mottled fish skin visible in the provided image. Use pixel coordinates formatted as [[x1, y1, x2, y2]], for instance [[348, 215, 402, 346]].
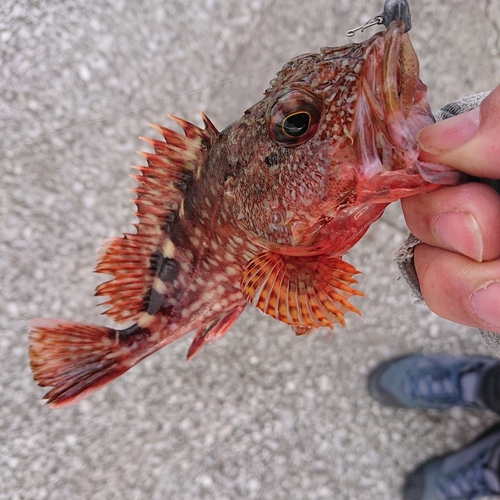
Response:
[[29, 22, 459, 408]]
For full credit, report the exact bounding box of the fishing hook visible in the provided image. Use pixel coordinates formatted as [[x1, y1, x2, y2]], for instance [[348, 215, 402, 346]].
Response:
[[346, 0, 412, 37]]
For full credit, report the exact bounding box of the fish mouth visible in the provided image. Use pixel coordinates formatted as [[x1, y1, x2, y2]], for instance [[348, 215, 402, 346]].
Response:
[[382, 21, 420, 123], [378, 21, 423, 159], [379, 22, 460, 184], [353, 21, 462, 187], [355, 21, 426, 173]]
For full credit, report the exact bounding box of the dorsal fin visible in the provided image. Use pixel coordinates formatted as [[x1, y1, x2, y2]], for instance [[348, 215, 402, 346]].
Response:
[[95, 114, 219, 323], [241, 251, 363, 332]]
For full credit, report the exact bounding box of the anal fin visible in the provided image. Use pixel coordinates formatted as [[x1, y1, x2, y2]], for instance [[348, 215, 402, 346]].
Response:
[[241, 252, 363, 332]]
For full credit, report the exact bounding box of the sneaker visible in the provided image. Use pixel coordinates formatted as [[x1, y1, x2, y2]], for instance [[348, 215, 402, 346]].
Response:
[[368, 354, 500, 413], [403, 423, 500, 500]]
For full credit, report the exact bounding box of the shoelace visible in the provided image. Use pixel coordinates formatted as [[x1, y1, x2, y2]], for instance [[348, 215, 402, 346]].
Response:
[[436, 452, 492, 499], [406, 368, 462, 405]]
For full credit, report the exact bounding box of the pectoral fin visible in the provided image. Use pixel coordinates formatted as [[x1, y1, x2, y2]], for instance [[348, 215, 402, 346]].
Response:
[[241, 251, 363, 332]]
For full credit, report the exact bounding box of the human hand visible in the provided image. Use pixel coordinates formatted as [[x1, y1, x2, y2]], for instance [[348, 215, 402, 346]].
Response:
[[401, 85, 500, 334]]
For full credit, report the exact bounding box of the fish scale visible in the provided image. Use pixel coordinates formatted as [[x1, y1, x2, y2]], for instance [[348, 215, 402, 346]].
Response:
[[29, 21, 461, 408]]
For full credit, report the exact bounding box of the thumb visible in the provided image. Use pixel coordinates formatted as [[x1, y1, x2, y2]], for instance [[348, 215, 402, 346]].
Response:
[[417, 85, 500, 179]]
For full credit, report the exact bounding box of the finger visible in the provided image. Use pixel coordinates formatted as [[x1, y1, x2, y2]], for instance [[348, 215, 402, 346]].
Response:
[[401, 182, 500, 262], [417, 85, 500, 179], [414, 244, 500, 334]]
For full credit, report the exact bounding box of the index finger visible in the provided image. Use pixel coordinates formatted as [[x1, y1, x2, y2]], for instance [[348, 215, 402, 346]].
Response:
[[401, 182, 500, 262]]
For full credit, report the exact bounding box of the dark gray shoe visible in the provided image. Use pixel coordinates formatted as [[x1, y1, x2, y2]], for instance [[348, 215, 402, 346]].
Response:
[[368, 353, 500, 413], [403, 423, 500, 500]]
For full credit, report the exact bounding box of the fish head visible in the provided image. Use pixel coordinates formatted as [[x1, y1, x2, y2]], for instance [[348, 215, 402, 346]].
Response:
[[221, 21, 460, 251]]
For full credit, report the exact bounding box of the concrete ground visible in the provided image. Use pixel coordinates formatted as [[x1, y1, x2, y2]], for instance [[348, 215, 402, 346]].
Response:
[[2, 0, 500, 498]]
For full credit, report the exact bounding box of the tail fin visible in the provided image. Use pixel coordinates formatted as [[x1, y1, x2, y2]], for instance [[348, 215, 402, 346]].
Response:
[[29, 318, 131, 408]]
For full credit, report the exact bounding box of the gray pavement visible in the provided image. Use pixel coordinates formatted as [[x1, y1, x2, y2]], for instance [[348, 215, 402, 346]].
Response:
[[2, 0, 500, 498]]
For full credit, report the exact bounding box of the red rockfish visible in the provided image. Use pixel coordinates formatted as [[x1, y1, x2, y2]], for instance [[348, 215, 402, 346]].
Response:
[[29, 22, 460, 408]]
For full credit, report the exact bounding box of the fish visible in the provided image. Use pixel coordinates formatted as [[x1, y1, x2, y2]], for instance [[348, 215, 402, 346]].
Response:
[[29, 21, 460, 408]]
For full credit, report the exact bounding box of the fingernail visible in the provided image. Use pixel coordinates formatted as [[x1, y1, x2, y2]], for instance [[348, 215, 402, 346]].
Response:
[[470, 282, 500, 330], [435, 211, 483, 262], [417, 107, 480, 154]]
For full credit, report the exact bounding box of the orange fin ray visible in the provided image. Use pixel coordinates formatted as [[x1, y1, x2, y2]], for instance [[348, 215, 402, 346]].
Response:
[[96, 115, 217, 321], [241, 252, 363, 331], [186, 305, 246, 360], [29, 318, 132, 408]]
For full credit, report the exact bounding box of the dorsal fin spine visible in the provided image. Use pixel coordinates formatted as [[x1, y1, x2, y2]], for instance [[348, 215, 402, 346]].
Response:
[[200, 111, 219, 140], [95, 113, 218, 324]]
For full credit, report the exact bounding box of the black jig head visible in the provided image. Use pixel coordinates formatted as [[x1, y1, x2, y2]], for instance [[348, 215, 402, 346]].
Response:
[[346, 0, 412, 37]]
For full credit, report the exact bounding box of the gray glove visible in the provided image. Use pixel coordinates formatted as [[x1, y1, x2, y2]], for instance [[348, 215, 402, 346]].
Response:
[[395, 91, 500, 356]]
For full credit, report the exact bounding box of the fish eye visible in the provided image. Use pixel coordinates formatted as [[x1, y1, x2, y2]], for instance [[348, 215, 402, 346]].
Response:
[[282, 112, 311, 137], [266, 89, 323, 146]]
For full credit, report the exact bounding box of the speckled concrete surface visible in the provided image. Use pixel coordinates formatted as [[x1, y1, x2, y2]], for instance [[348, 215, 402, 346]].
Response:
[[2, 1, 500, 499]]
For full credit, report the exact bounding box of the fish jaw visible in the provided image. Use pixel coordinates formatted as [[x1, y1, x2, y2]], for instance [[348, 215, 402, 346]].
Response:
[[349, 21, 462, 198]]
